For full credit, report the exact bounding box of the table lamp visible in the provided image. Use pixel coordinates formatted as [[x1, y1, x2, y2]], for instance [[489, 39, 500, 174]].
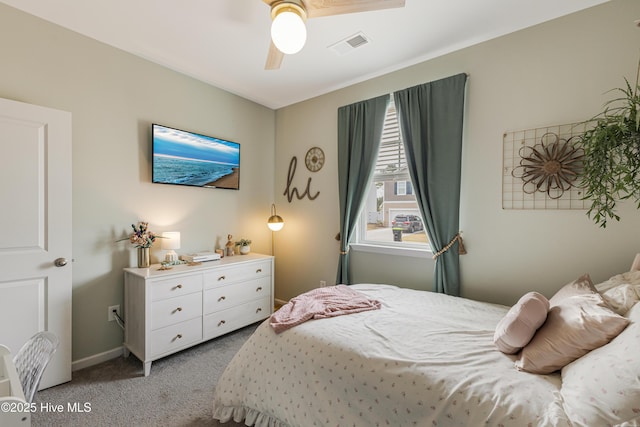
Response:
[[161, 231, 181, 262]]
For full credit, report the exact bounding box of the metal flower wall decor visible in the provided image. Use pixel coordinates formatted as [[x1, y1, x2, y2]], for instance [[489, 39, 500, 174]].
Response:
[[512, 132, 584, 199]]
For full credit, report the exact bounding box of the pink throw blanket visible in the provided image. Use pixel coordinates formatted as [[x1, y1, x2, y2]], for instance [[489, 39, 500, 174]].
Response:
[[269, 285, 381, 333]]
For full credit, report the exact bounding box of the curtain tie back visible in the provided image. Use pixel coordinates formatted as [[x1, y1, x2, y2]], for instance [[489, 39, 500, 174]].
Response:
[[339, 248, 350, 255], [432, 232, 466, 260]]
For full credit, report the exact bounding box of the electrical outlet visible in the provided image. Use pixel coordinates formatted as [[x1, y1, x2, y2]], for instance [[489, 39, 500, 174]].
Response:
[[319, 280, 327, 287], [108, 305, 120, 322]]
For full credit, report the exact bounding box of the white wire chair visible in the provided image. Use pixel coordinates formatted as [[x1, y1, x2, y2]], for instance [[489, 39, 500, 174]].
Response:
[[12, 331, 59, 404]]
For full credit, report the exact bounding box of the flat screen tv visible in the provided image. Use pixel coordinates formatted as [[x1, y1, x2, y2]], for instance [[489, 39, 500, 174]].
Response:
[[152, 124, 240, 190]]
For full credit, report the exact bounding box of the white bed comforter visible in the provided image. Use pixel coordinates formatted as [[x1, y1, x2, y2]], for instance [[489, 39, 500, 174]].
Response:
[[213, 284, 569, 427]]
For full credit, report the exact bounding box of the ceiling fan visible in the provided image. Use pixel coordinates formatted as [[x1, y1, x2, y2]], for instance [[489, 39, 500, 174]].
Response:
[[263, 0, 406, 70]]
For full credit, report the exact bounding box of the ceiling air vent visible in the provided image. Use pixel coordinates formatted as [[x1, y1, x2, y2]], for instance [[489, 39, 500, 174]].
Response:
[[329, 32, 370, 56]]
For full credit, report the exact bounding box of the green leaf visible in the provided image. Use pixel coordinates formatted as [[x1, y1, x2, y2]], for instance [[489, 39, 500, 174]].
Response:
[[581, 70, 640, 227]]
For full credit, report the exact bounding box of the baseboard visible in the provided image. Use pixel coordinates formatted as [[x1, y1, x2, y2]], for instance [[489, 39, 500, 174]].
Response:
[[73, 303, 289, 371], [72, 346, 123, 372]]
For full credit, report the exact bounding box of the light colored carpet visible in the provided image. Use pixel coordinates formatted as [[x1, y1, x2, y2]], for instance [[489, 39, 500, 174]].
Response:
[[32, 323, 259, 427]]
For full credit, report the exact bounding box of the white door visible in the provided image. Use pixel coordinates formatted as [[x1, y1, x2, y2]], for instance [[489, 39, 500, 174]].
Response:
[[0, 97, 72, 389]]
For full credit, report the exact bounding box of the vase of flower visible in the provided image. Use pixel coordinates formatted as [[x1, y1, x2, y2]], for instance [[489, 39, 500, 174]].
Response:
[[117, 222, 158, 268], [137, 247, 150, 268]]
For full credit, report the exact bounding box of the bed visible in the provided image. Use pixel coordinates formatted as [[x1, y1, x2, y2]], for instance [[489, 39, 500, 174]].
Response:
[[212, 256, 640, 427]]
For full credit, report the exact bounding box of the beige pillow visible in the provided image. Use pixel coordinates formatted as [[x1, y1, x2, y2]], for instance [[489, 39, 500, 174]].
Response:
[[595, 270, 640, 316], [493, 292, 549, 354], [515, 274, 630, 374], [560, 303, 640, 427], [548, 273, 596, 305]]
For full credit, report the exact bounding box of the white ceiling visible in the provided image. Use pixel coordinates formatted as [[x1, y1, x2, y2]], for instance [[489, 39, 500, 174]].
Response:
[[1, 0, 608, 109]]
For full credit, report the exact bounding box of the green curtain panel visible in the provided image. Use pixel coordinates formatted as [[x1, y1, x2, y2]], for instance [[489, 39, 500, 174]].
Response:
[[336, 94, 390, 284], [393, 73, 467, 295]]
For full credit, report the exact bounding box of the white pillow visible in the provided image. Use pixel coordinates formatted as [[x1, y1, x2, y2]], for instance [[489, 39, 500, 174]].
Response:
[[595, 270, 640, 316], [560, 303, 640, 427]]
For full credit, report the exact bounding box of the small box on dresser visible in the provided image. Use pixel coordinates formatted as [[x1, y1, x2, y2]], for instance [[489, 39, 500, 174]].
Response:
[[123, 253, 273, 376]]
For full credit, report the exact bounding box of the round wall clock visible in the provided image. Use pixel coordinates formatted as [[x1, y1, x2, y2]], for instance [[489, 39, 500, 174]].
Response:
[[305, 147, 325, 172]]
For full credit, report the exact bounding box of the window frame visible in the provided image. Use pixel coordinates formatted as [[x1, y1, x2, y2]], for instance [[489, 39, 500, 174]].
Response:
[[351, 97, 432, 257], [396, 181, 407, 195]]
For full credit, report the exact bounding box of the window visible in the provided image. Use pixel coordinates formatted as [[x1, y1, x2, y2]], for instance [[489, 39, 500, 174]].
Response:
[[394, 181, 413, 195], [353, 97, 430, 255]]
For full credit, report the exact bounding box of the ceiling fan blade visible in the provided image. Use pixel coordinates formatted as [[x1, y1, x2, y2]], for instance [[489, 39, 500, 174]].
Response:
[[265, 40, 285, 70], [304, 0, 405, 18]]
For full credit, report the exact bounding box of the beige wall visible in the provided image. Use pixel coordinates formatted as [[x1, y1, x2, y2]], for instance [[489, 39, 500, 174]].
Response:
[[273, 0, 640, 305], [2, 0, 640, 365], [0, 4, 275, 361]]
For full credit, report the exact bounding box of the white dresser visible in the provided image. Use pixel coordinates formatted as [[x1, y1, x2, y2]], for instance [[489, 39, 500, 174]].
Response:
[[123, 253, 273, 376]]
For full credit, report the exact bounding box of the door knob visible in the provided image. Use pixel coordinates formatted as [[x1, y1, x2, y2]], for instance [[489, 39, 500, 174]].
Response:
[[54, 258, 68, 267]]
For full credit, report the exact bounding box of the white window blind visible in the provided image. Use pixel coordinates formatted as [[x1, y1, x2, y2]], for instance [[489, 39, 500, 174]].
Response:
[[373, 97, 410, 183]]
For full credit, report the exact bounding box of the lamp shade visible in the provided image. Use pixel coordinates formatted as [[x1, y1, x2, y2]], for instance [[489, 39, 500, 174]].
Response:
[[268, 216, 285, 231], [267, 204, 284, 231], [271, 4, 307, 54], [161, 232, 181, 250]]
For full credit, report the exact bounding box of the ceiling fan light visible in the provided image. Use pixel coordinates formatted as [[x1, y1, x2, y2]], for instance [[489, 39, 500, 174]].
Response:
[[271, 6, 307, 55]]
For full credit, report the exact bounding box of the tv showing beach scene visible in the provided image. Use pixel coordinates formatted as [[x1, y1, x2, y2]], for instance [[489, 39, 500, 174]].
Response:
[[152, 124, 240, 190]]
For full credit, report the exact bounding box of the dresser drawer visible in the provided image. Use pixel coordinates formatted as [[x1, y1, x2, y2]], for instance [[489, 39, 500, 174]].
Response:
[[151, 292, 202, 330], [151, 274, 202, 301], [124, 254, 273, 376], [203, 260, 271, 289], [150, 317, 202, 358], [203, 297, 271, 340], [203, 277, 270, 314]]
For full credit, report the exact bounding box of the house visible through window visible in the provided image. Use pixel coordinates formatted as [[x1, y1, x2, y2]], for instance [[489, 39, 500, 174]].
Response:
[[356, 97, 429, 249]]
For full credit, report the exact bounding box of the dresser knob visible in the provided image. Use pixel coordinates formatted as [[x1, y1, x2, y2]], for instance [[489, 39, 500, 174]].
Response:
[[218, 275, 226, 281], [176, 284, 183, 289], [218, 296, 226, 302], [256, 308, 262, 313], [256, 287, 263, 292], [256, 268, 262, 273], [218, 320, 226, 327], [176, 334, 182, 339], [174, 307, 182, 313]]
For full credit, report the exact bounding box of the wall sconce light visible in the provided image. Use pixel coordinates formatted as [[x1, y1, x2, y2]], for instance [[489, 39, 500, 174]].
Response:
[[161, 231, 181, 262]]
